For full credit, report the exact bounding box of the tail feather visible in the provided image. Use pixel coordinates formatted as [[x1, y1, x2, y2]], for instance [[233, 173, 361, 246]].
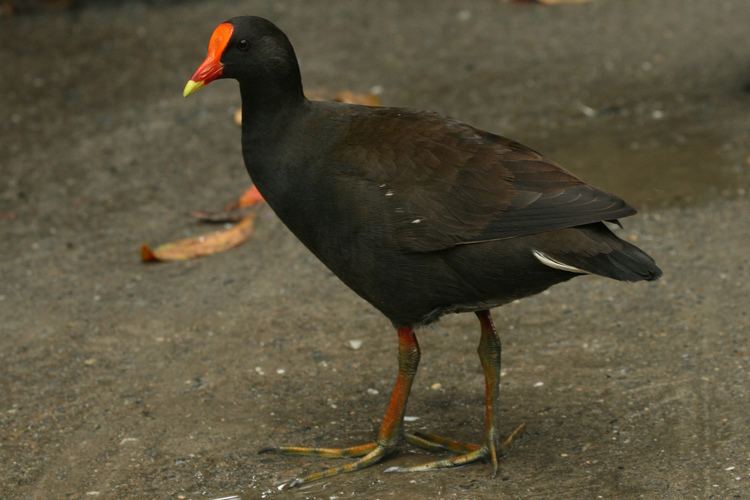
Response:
[[535, 223, 662, 282]]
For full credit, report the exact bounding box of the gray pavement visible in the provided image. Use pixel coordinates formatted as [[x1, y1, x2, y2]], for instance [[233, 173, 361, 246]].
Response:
[[1, 1, 749, 498]]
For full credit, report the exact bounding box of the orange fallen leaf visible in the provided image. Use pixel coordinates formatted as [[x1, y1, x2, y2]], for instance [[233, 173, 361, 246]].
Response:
[[304, 88, 328, 101], [141, 213, 256, 262], [228, 184, 265, 210], [191, 185, 265, 222], [190, 209, 247, 223], [514, 0, 591, 4], [333, 90, 382, 106]]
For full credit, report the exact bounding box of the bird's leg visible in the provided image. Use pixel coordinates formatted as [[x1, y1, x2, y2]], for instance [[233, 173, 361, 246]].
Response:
[[271, 326, 420, 488], [388, 310, 525, 475]]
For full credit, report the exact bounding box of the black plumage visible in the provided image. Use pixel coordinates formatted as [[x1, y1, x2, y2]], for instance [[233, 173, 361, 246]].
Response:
[[184, 16, 661, 487]]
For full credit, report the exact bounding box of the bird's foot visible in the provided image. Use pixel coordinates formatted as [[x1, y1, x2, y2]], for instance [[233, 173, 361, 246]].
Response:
[[263, 423, 525, 488], [262, 442, 395, 490], [388, 422, 526, 476]]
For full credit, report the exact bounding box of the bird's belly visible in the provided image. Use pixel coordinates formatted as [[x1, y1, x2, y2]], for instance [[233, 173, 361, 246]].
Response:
[[249, 166, 574, 326]]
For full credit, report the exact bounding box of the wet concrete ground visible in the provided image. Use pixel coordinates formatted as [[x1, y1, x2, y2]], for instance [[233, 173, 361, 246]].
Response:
[[1, 0, 749, 498]]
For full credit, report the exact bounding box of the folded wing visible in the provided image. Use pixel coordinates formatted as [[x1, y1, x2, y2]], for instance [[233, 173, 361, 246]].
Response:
[[338, 108, 636, 253]]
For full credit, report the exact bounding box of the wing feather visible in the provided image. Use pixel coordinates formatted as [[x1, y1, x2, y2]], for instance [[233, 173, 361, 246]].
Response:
[[334, 107, 636, 253]]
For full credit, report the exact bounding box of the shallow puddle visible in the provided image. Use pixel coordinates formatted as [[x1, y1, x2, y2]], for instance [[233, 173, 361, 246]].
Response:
[[535, 118, 746, 210]]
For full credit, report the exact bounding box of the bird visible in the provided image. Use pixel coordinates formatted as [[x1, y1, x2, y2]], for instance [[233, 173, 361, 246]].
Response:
[[183, 16, 661, 488]]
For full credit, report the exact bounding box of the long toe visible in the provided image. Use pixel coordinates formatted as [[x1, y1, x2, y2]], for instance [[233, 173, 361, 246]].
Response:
[[278, 444, 392, 489], [385, 446, 489, 473], [260, 442, 378, 458], [500, 422, 527, 451], [405, 432, 481, 454], [390, 423, 527, 476]]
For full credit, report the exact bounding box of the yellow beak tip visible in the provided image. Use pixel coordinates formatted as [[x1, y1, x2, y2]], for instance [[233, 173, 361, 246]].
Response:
[[183, 80, 204, 98]]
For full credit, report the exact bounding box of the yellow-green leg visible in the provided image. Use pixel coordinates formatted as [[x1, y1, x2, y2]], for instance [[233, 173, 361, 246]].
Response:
[[386, 310, 524, 475], [267, 326, 420, 489]]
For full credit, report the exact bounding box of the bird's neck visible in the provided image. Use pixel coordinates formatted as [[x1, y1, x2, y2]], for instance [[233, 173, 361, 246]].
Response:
[[239, 77, 305, 136]]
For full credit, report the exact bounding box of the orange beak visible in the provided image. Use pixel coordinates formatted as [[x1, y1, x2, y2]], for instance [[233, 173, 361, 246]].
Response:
[[183, 22, 234, 97]]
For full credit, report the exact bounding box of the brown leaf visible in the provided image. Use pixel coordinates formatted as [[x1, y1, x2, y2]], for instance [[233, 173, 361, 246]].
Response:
[[540, 0, 591, 4], [333, 90, 382, 106], [516, 0, 591, 5], [0, 1, 14, 16], [513, 0, 591, 4], [141, 213, 256, 262], [225, 184, 265, 211], [190, 209, 247, 223], [191, 185, 264, 223], [304, 88, 328, 101]]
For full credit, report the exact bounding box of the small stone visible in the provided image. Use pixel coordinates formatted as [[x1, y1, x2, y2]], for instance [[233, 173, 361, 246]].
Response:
[[276, 368, 286, 375], [348, 339, 363, 350], [83, 358, 96, 366], [367, 388, 379, 395], [577, 103, 597, 118], [430, 382, 442, 390], [255, 366, 265, 375], [404, 415, 420, 422], [533, 381, 544, 388]]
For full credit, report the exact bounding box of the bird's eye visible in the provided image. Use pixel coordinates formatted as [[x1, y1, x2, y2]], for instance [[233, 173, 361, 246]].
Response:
[[237, 39, 249, 51]]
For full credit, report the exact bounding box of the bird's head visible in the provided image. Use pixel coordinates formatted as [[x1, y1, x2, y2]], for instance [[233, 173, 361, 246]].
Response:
[[183, 16, 301, 98]]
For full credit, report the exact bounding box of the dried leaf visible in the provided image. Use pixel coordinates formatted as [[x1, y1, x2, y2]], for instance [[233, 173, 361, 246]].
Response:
[[235, 184, 265, 208], [141, 214, 256, 262], [333, 90, 381, 106], [190, 209, 247, 223], [225, 184, 265, 211], [0, 1, 14, 16], [2, 0, 73, 14], [304, 88, 328, 101], [190, 185, 264, 223], [514, 0, 591, 4]]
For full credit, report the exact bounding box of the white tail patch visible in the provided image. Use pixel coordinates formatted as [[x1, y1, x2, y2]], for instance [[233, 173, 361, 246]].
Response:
[[532, 250, 589, 274]]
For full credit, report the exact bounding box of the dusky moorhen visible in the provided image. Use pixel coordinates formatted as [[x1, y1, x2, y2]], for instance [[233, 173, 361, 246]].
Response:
[[183, 16, 661, 488]]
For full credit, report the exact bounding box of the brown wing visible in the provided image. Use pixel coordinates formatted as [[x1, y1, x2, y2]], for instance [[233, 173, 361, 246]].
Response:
[[336, 107, 635, 253]]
